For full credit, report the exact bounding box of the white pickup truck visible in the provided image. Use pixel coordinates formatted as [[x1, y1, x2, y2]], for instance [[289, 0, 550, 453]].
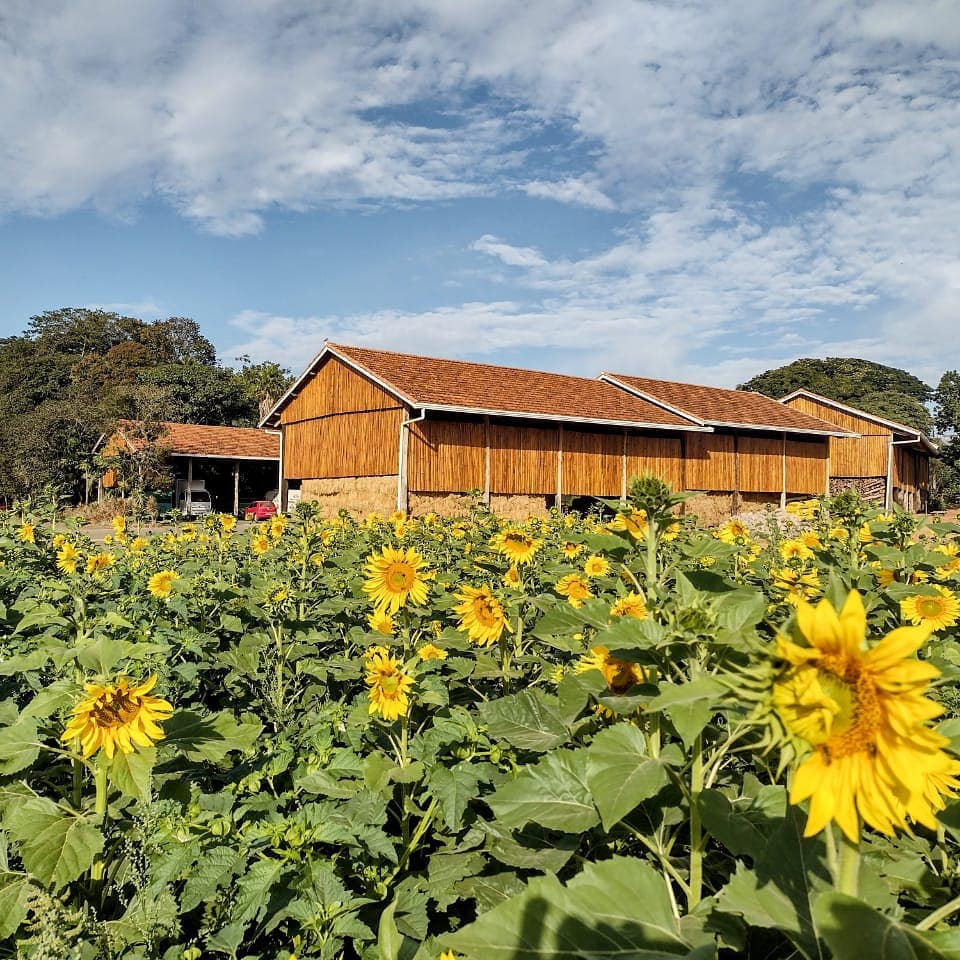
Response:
[[174, 479, 213, 518]]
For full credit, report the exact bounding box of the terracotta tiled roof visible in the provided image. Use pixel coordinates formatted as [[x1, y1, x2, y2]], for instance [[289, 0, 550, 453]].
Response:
[[602, 374, 851, 436], [325, 343, 704, 429], [114, 421, 280, 460]]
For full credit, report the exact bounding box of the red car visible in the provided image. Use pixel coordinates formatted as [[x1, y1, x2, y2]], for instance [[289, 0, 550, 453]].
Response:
[[243, 500, 278, 521]]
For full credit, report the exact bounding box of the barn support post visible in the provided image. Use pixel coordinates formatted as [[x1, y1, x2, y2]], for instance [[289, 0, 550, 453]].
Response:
[[621, 430, 628, 503], [276, 429, 286, 512], [780, 433, 787, 510], [186, 458, 194, 516], [556, 424, 564, 510], [732, 433, 741, 515], [483, 416, 491, 507], [232, 461, 240, 517]]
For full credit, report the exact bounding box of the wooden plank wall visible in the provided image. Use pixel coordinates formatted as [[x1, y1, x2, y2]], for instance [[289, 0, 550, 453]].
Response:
[[626, 436, 685, 490], [284, 409, 402, 478], [562, 429, 622, 496], [281, 357, 400, 424], [786, 438, 828, 493], [684, 434, 735, 490], [408, 420, 485, 492], [489, 424, 559, 495], [894, 446, 930, 494], [737, 436, 784, 492], [784, 395, 889, 476]]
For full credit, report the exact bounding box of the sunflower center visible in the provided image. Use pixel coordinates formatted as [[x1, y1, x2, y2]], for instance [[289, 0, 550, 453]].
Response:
[[816, 655, 882, 762], [379, 673, 400, 695], [917, 597, 946, 618], [91, 689, 139, 728], [385, 563, 415, 591], [474, 598, 501, 627], [603, 658, 640, 694]]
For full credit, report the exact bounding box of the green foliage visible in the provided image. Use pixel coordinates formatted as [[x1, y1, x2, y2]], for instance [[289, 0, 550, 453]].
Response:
[[0, 308, 292, 499], [739, 356, 933, 432], [0, 501, 958, 957]]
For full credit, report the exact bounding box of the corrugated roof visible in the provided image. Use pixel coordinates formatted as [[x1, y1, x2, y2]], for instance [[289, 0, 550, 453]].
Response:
[[781, 389, 938, 453], [265, 343, 709, 430], [601, 374, 853, 436], [113, 421, 280, 460]]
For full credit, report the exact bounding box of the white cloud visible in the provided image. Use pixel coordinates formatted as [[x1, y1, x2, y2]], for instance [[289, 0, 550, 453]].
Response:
[[4, 0, 960, 381]]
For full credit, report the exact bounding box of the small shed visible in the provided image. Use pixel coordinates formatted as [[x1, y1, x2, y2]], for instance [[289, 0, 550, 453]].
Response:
[[780, 390, 936, 512], [95, 420, 281, 515]]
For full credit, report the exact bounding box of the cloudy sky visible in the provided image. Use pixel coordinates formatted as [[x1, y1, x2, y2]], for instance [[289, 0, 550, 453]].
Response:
[[2, 0, 958, 386]]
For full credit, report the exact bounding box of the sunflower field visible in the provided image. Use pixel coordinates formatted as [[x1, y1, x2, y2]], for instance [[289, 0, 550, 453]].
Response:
[[2, 482, 960, 959]]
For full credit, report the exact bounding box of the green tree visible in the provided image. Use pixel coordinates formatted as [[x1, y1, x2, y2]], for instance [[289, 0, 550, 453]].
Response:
[[739, 357, 933, 433], [233, 357, 294, 421]]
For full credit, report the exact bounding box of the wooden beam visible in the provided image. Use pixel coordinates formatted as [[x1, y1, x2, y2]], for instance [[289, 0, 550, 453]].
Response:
[[621, 429, 628, 502], [733, 432, 741, 514], [233, 460, 240, 517], [780, 432, 787, 509], [483, 415, 491, 506], [556, 424, 564, 509]]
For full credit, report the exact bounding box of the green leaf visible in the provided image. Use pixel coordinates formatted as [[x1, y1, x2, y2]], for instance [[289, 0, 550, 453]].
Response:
[[0, 872, 36, 939], [479, 689, 571, 752], [232, 858, 285, 924], [379, 898, 404, 960], [76, 635, 125, 674], [0, 717, 39, 775], [447, 855, 713, 960], [108, 747, 155, 801], [487, 749, 599, 833], [428, 763, 483, 832], [714, 806, 829, 960], [163, 710, 262, 761], [697, 787, 786, 860], [180, 846, 242, 912], [645, 678, 726, 750], [813, 892, 954, 959], [586, 723, 669, 829], [207, 922, 246, 957], [6, 798, 103, 890]]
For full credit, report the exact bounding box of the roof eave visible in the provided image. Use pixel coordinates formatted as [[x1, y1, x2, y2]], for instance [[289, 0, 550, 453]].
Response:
[[418, 402, 713, 432], [704, 419, 858, 439]]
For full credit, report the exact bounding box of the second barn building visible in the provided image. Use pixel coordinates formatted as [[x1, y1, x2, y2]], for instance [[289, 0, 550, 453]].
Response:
[[260, 343, 850, 521]]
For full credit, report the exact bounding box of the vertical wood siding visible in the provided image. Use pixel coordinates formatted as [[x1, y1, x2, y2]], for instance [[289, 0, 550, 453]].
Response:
[[408, 420, 485, 492], [562, 429, 623, 496], [283, 409, 402, 478], [626, 436, 684, 489], [683, 434, 735, 490], [894, 446, 929, 493], [785, 438, 828, 493], [281, 357, 399, 424], [489, 424, 559, 494], [737, 436, 784, 492]]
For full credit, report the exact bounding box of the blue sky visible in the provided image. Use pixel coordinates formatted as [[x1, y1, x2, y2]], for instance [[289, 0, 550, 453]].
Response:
[[1, 0, 958, 388]]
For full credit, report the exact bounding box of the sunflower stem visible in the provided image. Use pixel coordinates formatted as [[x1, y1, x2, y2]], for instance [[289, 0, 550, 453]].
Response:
[[644, 517, 658, 586], [688, 732, 704, 911], [837, 831, 860, 897], [91, 760, 109, 881], [824, 824, 839, 886], [916, 892, 960, 931]]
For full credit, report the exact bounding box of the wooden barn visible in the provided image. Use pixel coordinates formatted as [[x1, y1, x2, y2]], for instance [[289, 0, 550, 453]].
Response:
[[260, 343, 850, 520], [781, 389, 936, 512]]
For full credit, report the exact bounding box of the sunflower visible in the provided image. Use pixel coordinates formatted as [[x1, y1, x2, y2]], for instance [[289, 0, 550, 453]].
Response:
[[130, 536, 149, 553], [772, 590, 960, 841], [112, 516, 126, 536], [61, 674, 173, 759], [454, 584, 511, 646], [780, 539, 815, 562], [418, 643, 448, 661], [86, 552, 115, 575], [17, 521, 35, 544], [583, 555, 611, 578], [560, 541, 584, 559], [251, 533, 271, 555], [610, 592, 647, 620], [363, 546, 432, 613], [576, 645, 646, 695], [219, 514, 237, 533], [491, 528, 541, 565], [56, 542, 80, 575], [269, 515, 287, 539], [367, 610, 396, 635], [716, 519, 749, 544], [771, 567, 820, 605], [828, 526, 850, 542], [365, 651, 414, 721], [901, 587, 960, 631], [147, 570, 179, 599], [555, 573, 593, 608], [503, 566, 522, 589], [608, 509, 647, 540]]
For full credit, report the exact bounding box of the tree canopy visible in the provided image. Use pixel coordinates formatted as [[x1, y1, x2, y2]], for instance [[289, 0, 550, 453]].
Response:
[[739, 357, 934, 433], [0, 308, 293, 499]]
